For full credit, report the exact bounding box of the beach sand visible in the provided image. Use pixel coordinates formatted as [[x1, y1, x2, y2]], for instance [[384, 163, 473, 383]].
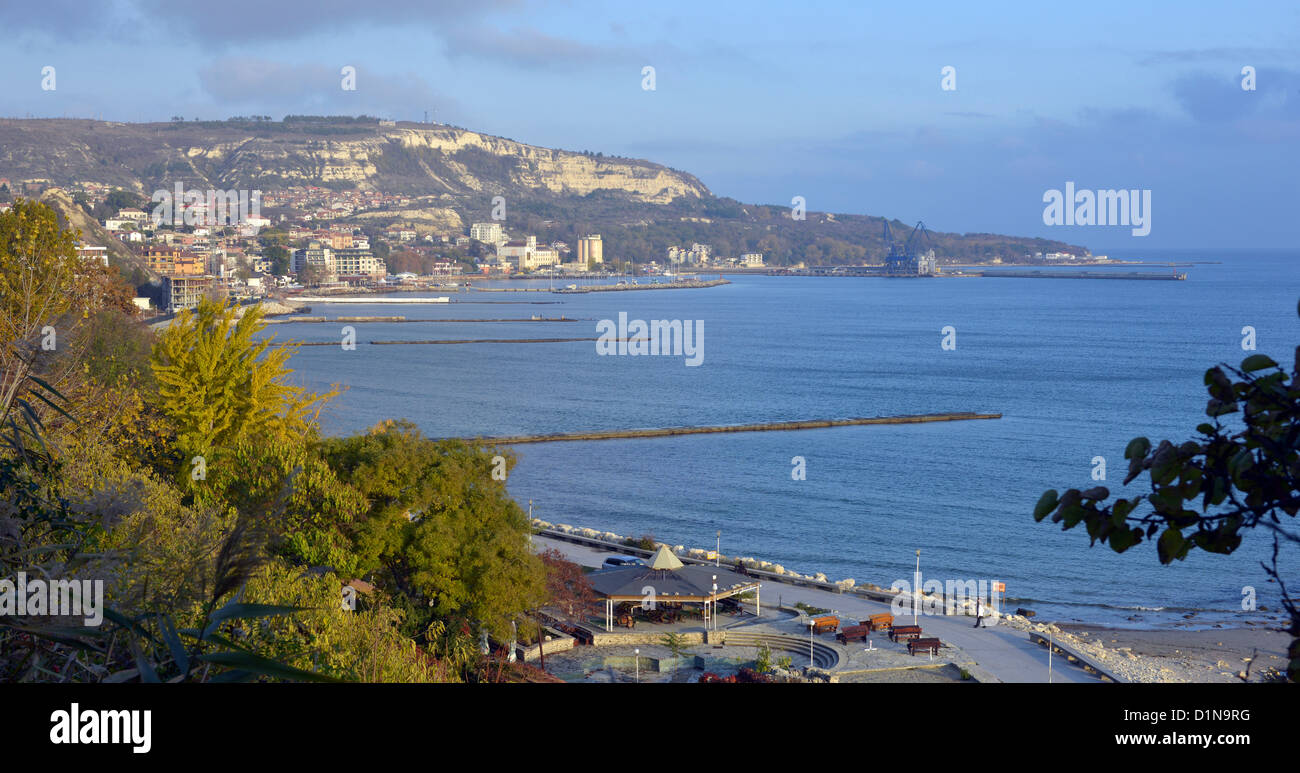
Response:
[[1057, 623, 1291, 682]]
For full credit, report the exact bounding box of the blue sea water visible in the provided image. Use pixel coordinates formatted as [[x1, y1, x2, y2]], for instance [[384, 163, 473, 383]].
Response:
[[275, 249, 1299, 628]]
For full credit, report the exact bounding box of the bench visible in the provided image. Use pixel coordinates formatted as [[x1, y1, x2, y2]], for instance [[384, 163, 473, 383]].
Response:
[[908, 637, 942, 656], [889, 625, 923, 642], [836, 624, 870, 643], [811, 615, 839, 635], [861, 613, 894, 632]]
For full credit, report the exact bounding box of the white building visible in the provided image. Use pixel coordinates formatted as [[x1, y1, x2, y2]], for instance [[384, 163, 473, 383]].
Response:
[[470, 222, 505, 244]]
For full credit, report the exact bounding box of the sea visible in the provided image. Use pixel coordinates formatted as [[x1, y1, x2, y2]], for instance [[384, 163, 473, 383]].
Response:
[[271, 248, 1299, 629]]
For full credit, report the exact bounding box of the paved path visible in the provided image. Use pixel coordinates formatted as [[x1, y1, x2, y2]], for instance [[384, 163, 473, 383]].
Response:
[[533, 534, 1099, 683]]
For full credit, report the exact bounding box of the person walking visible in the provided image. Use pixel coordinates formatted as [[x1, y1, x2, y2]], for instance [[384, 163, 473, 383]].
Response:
[[973, 598, 984, 628]]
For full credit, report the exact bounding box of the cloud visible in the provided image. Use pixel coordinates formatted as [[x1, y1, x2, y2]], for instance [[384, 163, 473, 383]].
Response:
[[1, 0, 521, 44], [1137, 47, 1293, 66], [197, 58, 456, 119], [442, 25, 633, 70], [1171, 68, 1300, 124]]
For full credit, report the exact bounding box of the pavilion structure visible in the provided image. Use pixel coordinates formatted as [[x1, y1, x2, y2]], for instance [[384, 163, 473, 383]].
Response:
[[588, 545, 762, 632]]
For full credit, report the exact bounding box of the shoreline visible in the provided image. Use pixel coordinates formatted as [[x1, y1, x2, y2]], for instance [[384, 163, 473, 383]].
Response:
[[533, 518, 1290, 681], [1055, 624, 1290, 682]]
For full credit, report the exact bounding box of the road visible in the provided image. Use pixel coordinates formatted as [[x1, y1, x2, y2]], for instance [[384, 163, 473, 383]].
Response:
[[532, 534, 1099, 683]]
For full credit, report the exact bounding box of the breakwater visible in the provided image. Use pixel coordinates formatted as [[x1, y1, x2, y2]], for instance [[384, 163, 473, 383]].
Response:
[[265, 316, 579, 324], [554, 278, 729, 293], [974, 270, 1187, 280], [295, 336, 646, 347], [294, 295, 451, 303], [467, 412, 1000, 444]]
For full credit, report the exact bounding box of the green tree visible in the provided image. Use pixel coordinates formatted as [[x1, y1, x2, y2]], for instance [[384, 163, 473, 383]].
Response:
[[322, 422, 546, 640], [1033, 303, 1300, 681], [150, 298, 333, 467], [0, 199, 94, 425], [264, 244, 290, 276]]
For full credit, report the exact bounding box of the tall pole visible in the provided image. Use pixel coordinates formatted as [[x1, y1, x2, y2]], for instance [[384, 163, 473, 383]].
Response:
[[715, 530, 721, 567], [1048, 631, 1053, 684], [809, 619, 814, 667], [634, 648, 640, 683], [712, 576, 717, 632], [913, 549, 921, 626]]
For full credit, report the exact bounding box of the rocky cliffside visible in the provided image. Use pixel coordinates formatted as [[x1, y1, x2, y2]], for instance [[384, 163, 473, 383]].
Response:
[[0, 118, 709, 205]]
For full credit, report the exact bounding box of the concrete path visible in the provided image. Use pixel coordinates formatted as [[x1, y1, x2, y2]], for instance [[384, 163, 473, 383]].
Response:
[[533, 534, 1100, 683]]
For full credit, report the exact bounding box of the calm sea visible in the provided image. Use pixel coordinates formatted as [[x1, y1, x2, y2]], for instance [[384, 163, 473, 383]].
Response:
[[275, 249, 1299, 628]]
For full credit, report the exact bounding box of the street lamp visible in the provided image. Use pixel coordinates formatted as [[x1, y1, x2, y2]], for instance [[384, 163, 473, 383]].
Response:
[[808, 618, 815, 668], [913, 549, 921, 626], [634, 648, 640, 683], [712, 576, 717, 632], [715, 530, 721, 567]]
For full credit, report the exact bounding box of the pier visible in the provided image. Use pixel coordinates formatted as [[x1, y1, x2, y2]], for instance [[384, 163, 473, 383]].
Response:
[[554, 278, 729, 293], [295, 336, 642, 346], [973, 270, 1186, 281], [464, 411, 1001, 444], [264, 316, 580, 324]]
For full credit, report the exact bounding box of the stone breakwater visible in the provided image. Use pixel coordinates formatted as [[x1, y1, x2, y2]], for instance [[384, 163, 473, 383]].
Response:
[[532, 519, 1247, 683]]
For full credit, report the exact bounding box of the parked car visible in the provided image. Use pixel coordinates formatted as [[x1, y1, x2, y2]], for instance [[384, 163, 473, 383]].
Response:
[[601, 555, 646, 570]]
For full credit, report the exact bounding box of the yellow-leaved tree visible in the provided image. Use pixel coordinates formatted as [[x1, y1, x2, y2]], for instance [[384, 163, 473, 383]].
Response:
[[151, 297, 334, 470]]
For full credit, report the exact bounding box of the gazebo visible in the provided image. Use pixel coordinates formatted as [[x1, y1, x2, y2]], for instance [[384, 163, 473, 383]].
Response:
[[588, 545, 762, 631]]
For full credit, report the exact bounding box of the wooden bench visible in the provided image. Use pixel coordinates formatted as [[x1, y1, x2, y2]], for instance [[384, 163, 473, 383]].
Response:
[[836, 624, 870, 643], [889, 625, 923, 642], [861, 613, 894, 632], [811, 615, 839, 635], [908, 637, 942, 656]]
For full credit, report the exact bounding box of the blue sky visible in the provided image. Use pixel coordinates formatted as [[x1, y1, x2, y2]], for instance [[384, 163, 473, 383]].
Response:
[[1, 0, 1297, 248]]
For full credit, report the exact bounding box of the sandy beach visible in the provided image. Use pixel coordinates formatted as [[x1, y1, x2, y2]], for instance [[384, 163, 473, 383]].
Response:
[[1056, 623, 1291, 683]]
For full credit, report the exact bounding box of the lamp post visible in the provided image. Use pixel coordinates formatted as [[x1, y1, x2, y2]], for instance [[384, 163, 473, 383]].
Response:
[[715, 530, 721, 567], [712, 576, 718, 632], [913, 549, 921, 626], [808, 618, 815, 668], [634, 648, 640, 683]]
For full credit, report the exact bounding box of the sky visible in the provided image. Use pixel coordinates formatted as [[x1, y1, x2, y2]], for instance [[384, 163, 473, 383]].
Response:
[[0, 0, 1297, 249]]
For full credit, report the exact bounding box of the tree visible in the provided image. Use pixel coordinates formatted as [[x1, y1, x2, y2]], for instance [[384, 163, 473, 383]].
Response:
[[150, 297, 333, 467], [539, 548, 597, 619], [264, 244, 290, 276], [321, 422, 547, 640], [1033, 302, 1300, 681], [298, 263, 323, 286], [0, 199, 96, 426]]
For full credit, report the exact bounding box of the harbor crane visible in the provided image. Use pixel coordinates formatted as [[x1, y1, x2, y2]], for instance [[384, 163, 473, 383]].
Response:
[[883, 220, 937, 276]]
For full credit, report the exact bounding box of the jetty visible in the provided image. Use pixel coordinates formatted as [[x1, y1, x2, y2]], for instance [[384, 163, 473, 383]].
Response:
[[294, 296, 452, 303], [464, 412, 1001, 444], [554, 278, 729, 293], [973, 270, 1186, 281], [264, 316, 579, 324], [296, 336, 643, 347]]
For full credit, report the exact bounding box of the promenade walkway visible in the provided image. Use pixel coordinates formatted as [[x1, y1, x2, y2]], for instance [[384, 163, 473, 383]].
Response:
[[533, 534, 1100, 683]]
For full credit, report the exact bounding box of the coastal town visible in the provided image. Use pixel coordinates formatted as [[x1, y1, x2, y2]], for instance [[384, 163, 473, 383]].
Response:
[[0, 178, 766, 314]]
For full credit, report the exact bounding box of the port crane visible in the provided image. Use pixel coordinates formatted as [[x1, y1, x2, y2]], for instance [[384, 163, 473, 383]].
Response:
[[883, 220, 936, 275]]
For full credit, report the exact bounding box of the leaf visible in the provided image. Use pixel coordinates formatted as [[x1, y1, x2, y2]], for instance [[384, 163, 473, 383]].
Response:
[[1240, 354, 1277, 372], [130, 638, 160, 683], [1157, 527, 1185, 563], [196, 651, 344, 682], [1081, 486, 1109, 501], [1033, 490, 1059, 522], [208, 602, 306, 626], [1124, 437, 1151, 460], [1108, 527, 1138, 553], [159, 617, 189, 675]]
